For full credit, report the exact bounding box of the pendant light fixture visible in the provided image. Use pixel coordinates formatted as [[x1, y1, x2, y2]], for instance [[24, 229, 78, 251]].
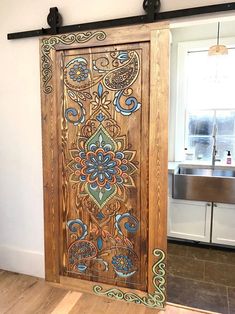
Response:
[[208, 22, 228, 56]]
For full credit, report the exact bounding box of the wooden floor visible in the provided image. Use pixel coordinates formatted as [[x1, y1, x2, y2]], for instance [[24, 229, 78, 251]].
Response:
[[0, 270, 215, 314]]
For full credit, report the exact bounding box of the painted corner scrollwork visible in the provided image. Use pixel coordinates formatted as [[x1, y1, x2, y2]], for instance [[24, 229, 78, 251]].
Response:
[[93, 249, 166, 309], [41, 31, 107, 94]]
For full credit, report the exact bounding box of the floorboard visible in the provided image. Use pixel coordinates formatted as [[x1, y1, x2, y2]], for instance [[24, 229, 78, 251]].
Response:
[[0, 270, 216, 314]]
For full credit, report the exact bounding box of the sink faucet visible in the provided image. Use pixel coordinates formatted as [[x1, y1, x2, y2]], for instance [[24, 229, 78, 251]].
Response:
[[212, 124, 221, 167]]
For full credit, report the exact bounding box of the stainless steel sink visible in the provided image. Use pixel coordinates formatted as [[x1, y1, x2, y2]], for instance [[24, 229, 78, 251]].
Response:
[[173, 166, 235, 204]]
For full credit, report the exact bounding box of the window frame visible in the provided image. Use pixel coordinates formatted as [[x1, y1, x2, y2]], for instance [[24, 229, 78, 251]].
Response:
[[174, 37, 235, 162]]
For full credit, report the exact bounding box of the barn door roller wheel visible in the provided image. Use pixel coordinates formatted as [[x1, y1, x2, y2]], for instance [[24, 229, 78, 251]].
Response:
[[143, 0, 161, 13]]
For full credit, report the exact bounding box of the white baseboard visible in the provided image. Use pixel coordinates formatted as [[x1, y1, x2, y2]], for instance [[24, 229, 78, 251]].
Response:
[[0, 245, 45, 278]]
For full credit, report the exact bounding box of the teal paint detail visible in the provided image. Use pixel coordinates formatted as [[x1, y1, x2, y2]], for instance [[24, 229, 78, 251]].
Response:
[[97, 237, 103, 251]]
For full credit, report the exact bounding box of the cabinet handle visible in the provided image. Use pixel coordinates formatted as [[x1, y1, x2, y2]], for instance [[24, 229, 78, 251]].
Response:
[[214, 203, 218, 207], [207, 203, 211, 207]]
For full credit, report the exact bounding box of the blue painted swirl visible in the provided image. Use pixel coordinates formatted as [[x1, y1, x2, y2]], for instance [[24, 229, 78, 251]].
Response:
[[115, 212, 139, 235], [113, 90, 141, 116], [65, 101, 85, 125], [67, 219, 88, 240]]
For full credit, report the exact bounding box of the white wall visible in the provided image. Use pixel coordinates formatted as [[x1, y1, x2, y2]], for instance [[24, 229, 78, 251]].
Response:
[[0, 0, 235, 278]]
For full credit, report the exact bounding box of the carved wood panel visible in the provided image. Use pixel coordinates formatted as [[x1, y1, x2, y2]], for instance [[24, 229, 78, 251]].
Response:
[[60, 43, 149, 291]]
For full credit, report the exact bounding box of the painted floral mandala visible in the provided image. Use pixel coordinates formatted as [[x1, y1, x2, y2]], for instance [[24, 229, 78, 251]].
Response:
[[68, 125, 138, 208], [69, 62, 89, 82], [111, 254, 137, 278], [112, 255, 133, 272]]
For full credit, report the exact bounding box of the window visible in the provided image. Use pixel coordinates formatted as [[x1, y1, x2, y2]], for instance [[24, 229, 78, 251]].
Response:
[[174, 38, 235, 163]]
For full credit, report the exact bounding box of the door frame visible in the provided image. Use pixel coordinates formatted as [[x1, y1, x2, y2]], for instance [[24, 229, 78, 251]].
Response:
[[40, 22, 169, 309]]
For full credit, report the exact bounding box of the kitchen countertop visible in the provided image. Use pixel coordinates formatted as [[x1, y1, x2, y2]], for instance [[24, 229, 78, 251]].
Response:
[[168, 161, 235, 174], [168, 162, 180, 174]]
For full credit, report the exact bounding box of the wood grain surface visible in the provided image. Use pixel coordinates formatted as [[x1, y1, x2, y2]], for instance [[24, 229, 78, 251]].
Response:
[[0, 270, 215, 314]]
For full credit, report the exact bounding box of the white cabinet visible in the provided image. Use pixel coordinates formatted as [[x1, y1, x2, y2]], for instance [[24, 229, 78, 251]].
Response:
[[168, 198, 212, 242], [212, 203, 235, 246]]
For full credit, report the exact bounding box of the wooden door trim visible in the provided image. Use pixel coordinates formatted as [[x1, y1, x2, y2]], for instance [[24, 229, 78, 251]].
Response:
[[148, 28, 169, 293], [40, 22, 169, 310]]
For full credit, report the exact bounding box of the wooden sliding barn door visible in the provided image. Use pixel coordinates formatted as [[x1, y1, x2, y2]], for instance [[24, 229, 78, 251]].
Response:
[[41, 23, 169, 309], [61, 43, 149, 291]]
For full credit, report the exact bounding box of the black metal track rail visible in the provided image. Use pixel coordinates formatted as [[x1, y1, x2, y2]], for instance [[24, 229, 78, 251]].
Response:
[[7, 2, 235, 40], [156, 2, 235, 20]]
